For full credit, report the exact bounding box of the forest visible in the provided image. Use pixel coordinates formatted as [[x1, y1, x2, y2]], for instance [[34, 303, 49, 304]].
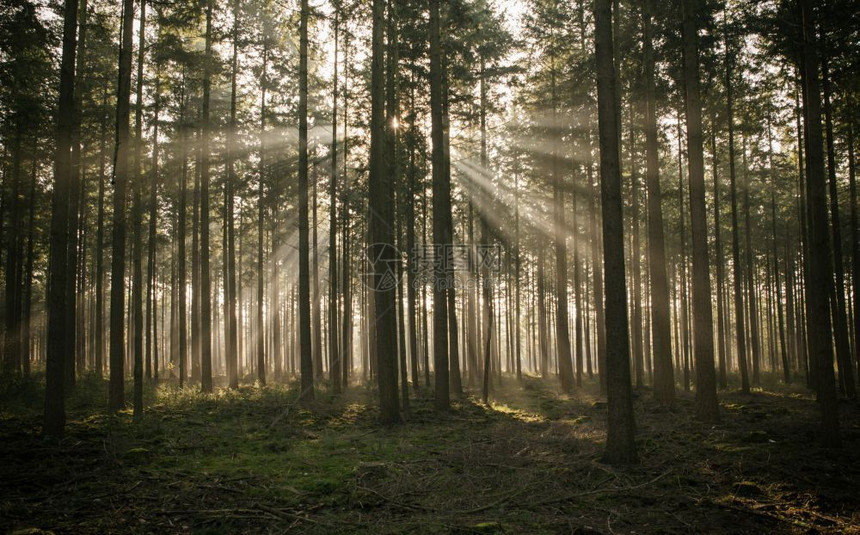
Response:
[[0, 0, 859, 532]]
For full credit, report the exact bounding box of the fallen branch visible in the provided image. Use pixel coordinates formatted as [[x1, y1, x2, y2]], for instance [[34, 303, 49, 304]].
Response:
[[531, 470, 674, 507]]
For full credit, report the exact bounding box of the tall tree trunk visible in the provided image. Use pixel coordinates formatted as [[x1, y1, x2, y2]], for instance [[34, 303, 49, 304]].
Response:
[[257, 43, 267, 386], [45, 0, 80, 437], [297, 0, 314, 399], [385, 0, 408, 413], [768, 121, 790, 383], [108, 0, 134, 412], [548, 54, 574, 394], [131, 0, 146, 420], [682, 0, 720, 421], [94, 85, 108, 377], [480, 57, 498, 402], [146, 96, 160, 382], [369, 0, 399, 420], [199, 0, 213, 393], [630, 108, 644, 390], [848, 122, 860, 388], [341, 32, 352, 390], [224, 0, 240, 390], [312, 165, 322, 378], [711, 121, 728, 389], [595, 0, 637, 464], [677, 119, 691, 392], [741, 136, 761, 386], [430, 0, 449, 411], [178, 74, 189, 386], [64, 0, 88, 387], [329, 7, 341, 394], [821, 46, 855, 398], [726, 36, 750, 394], [798, 0, 839, 446], [643, 0, 673, 404]]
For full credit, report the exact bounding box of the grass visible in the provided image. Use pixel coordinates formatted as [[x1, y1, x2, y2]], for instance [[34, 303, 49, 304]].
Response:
[[1, 372, 858, 534]]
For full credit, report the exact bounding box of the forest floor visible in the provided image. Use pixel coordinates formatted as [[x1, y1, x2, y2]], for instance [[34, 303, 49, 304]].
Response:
[[1, 372, 859, 534]]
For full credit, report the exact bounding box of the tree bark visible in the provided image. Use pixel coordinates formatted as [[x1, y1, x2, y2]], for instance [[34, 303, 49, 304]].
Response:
[[798, 0, 840, 446], [297, 0, 314, 400], [595, 0, 637, 464]]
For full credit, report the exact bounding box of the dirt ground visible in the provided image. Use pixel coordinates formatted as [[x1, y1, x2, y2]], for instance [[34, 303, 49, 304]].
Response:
[[1, 374, 858, 534]]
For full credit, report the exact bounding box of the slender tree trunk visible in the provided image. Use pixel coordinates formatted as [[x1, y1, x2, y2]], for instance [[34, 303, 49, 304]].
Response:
[[629, 108, 644, 391], [768, 122, 790, 383], [677, 119, 691, 392], [369, 0, 399, 420], [146, 97, 160, 383], [257, 43, 267, 386], [711, 120, 728, 389], [726, 38, 750, 394], [45, 0, 80, 437], [798, 0, 839, 446], [94, 85, 108, 377], [199, 0, 213, 393], [131, 0, 147, 419], [297, 0, 314, 399], [108, 0, 134, 412], [741, 136, 762, 386], [312, 164, 322, 378], [224, 0, 240, 390], [177, 75, 188, 387], [329, 8, 341, 393], [341, 33, 352, 389], [595, 0, 637, 464], [430, 0, 449, 411], [848, 122, 860, 388], [643, 0, 673, 404], [64, 0, 88, 388], [821, 47, 855, 398], [682, 0, 720, 420], [548, 55, 574, 394]]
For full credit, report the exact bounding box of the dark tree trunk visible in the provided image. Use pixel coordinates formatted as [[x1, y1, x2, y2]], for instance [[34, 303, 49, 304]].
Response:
[[45, 0, 80, 437], [297, 0, 314, 400], [643, 0, 674, 404], [369, 0, 399, 421], [595, 0, 637, 464], [726, 37, 750, 394], [430, 0, 449, 411], [131, 0, 146, 420], [108, 0, 134, 412], [224, 0, 240, 390], [821, 47, 855, 398], [711, 121, 728, 389], [798, 0, 839, 446], [329, 8, 341, 394], [682, 0, 720, 421], [199, 0, 213, 393], [257, 43, 267, 386]]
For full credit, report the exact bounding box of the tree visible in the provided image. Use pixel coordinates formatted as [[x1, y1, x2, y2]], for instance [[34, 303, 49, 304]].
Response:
[[329, 4, 341, 395], [224, 0, 240, 390], [109, 0, 135, 412], [44, 0, 80, 437], [369, 0, 399, 422], [430, 0, 449, 411], [131, 0, 147, 420], [298, 0, 314, 401], [199, 0, 213, 393], [595, 0, 636, 464], [726, 26, 750, 394], [797, 0, 839, 447], [681, 0, 720, 422], [642, 0, 674, 405]]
